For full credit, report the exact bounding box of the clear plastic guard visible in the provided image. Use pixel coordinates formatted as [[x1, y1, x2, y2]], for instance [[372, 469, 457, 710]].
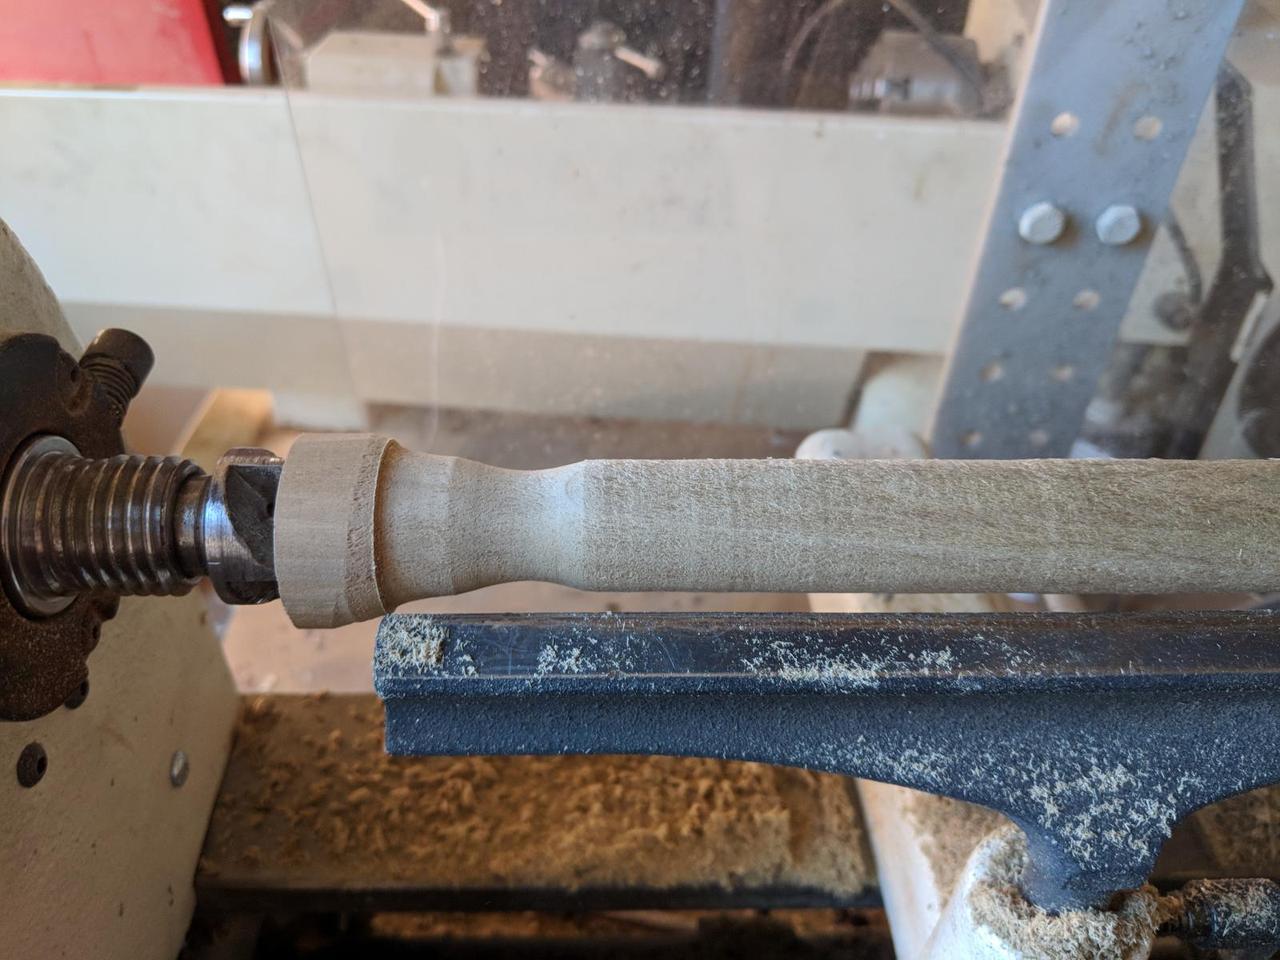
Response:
[[264, 0, 1278, 463], [263, 0, 992, 459]]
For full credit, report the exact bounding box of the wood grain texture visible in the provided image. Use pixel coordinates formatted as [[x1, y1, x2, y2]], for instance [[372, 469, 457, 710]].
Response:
[[275, 433, 1280, 628], [275, 433, 394, 628]]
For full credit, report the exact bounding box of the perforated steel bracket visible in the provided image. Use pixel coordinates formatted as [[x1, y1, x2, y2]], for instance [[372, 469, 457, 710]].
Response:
[[929, 0, 1246, 458]]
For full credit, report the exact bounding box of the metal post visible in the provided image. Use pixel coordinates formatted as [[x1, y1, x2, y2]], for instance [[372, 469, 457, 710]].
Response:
[[929, 0, 1247, 458]]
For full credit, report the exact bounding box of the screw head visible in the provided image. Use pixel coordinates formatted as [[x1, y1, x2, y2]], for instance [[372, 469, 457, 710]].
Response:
[[1096, 204, 1142, 246], [169, 749, 189, 787], [1018, 202, 1067, 245]]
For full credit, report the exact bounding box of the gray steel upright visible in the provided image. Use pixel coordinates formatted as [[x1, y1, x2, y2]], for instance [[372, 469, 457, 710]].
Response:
[[929, 0, 1246, 458]]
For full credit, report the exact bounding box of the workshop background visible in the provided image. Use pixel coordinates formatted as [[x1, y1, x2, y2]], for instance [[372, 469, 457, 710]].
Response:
[[3, 0, 1280, 958]]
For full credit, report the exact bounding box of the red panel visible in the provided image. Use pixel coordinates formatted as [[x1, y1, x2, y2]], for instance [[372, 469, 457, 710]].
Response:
[[0, 0, 225, 86]]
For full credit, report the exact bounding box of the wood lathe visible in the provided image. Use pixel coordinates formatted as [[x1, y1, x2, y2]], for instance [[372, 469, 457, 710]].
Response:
[[8, 328, 1280, 918], [10, 0, 1280, 952]]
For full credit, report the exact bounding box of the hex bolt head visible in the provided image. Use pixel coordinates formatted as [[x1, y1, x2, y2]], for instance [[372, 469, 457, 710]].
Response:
[[1096, 204, 1142, 246], [1018, 202, 1067, 245], [169, 749, 189, 787]]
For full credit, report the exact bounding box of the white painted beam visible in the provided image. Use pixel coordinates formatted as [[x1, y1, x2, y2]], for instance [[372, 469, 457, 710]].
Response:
[[1, 78, 1267, 428]]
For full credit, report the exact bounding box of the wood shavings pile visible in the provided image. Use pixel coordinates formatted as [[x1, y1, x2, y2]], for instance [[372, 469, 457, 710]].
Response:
[[200, 694, 873, 897]]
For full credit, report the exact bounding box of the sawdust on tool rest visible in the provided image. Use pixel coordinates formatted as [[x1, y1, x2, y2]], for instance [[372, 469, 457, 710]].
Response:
[[967, 828, 1162, 960], [201, 695, 874, 896], [376, 617, 447, 670]]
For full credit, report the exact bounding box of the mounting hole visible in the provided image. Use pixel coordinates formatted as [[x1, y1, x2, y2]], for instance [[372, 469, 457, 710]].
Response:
[[1073, 289, 1100, 311], [980, 361, 1005, 383], [1133, 115, 1163, 141], [1050, 364, 1076, 383], [17, 742, 47, 788], [962, 431, 983, 449], [1050, 112, 1080, 137], [64, 679, 89, 710], [1028, 428, 1050, 448], [999, 287, 1028, 311]]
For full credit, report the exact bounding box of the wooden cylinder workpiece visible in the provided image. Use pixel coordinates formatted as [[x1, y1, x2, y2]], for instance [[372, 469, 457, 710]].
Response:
[[273, 433, 1280, 628]]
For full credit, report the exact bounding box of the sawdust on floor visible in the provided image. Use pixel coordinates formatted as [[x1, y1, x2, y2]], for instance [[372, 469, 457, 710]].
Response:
[[199, 694, 873, 897]]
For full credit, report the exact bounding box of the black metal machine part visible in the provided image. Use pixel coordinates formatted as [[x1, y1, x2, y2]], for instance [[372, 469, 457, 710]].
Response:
[[0, 329, 282, 721], [1160, 878, 1280, 954], [1162, 64, 1274, 460], [0, 331, 136, 721], [374, 610, 1280, 915], [1079, 64, 1275, 461]]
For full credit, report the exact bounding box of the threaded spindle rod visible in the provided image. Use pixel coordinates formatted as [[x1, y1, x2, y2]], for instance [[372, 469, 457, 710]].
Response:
[[1, 436, 203, 615]]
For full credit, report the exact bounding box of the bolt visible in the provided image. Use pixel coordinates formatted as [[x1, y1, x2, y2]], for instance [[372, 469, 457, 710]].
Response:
[[1018, 202, 1067, 245], [169, 749, 189, 787], [1096, 204, 1142, 246], [79, 329, 154, 423]]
